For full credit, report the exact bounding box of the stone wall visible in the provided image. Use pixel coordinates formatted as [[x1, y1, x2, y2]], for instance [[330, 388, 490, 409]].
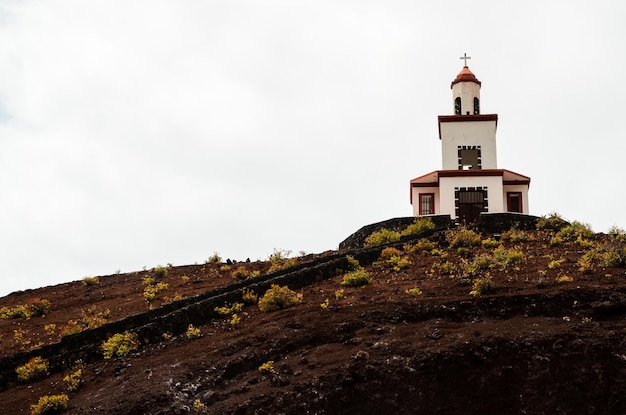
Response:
[[339, 215, 453, 250]]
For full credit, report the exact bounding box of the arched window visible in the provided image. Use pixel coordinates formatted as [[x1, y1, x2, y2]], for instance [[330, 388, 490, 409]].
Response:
[[454, 97, 461, 115], [473, 97, 480, 114]]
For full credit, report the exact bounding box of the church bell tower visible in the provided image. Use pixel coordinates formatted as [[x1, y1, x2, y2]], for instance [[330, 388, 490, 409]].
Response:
[[410, 54, 531, 223]]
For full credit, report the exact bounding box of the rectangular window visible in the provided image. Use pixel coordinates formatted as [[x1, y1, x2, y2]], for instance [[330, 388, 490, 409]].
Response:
[[419, 193, 434, 215], [507, 192, 522, 213]]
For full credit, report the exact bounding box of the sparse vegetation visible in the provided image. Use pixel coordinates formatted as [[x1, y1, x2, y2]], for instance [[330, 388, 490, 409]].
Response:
[[101, 332, 139, 359], [258, 284, 303, 312], [268, 249, 297, 272], [82, 276, 99, 286], [470, 277, 493, 296], [406, 287, 423, 297], [16, 357, 49, 382], [401, 217, 436, 236], [446, 228, 481, 248], [186, 324, 202, 339], [364, 228, 401, 247], [242, 288, 259, 304], [207, 252, 222, 263], [536, 212, 568, 232], [30, 394, 69, 415], [341, 269, 373, 287], [63, 367, 82, 392], [258, 360, 274, 372]]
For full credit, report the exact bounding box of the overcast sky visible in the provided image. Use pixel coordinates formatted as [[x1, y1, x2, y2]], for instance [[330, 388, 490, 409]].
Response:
[[1, 1, 625, 296]]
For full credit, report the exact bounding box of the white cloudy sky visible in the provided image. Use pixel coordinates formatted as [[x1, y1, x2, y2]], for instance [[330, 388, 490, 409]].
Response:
[[1, 0, 625, 296]]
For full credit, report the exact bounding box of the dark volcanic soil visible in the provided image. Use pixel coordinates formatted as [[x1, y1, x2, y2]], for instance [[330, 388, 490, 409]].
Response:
[[2, 228, 626, 414]]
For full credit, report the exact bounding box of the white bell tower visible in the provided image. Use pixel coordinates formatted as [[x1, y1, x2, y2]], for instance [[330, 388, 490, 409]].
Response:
[[410, 54, 531, 223]]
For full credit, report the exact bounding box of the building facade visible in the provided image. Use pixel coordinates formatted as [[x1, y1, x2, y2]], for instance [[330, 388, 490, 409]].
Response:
[[410, 57, 530, 224]]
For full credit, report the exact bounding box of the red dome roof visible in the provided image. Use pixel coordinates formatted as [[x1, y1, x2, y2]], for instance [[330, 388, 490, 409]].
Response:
[[451, 66, 481, 88]]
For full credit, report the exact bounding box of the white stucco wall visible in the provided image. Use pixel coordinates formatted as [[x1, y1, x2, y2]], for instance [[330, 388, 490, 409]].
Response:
[[411, 187, 440, 217], [452, 82, 480, 115], [440, 120, 498, 170], [439, 175, 504, 219]]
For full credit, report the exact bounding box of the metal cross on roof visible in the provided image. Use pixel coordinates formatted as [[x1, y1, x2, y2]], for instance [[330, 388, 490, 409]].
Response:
[[460, 53, 471, 67]]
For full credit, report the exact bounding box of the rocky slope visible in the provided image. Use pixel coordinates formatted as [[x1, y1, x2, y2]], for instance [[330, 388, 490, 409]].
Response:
[[1, 221, 626, 414]]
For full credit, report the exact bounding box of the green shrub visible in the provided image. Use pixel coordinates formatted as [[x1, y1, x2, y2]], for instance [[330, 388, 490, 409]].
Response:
[[0, 304, 30, 319], [501, 229, 529, 243], [82, 276, 99, 286], [258, 360, 274, 372], [268, 249, 297, 272], [28, 299, 51, 317], [387, 256, 412, 271], [341, 269, 373, 287], [346, 255, 361, 270], [405, 287, 423, 297], [30, 394, 69, 415], [408, 238, 437, 253], [379, 247, 402, 261], [536, 212, 568, 232], [101, 332, 139, 359], [242, 288, 259, 305], [258, 284, 303, 312], [63, 368, 82, 392], [16, 357, 49, 382], [548, 258, 565, 269], [231, 266, 252, 280], [364, 228, 401, 247], [557, 221, 594, 242], [401, 218, 435, 236], [492, 246, 526, 269], [207, 252, 222, 263], [481, 238, 500, 248], [186, 324, 202, 339], [446, 228, 481, 248], [470, 277, 493, 296], [150, 265, 169, 279]]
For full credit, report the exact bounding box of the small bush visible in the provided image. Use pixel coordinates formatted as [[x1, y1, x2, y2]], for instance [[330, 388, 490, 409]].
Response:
[[63, 368, 82, 392], [320, 299, 330, 310], [408, 238, 437, 253], [30, 394, 69, 415], [481, 238, 500, 248], [387, 256, 412, 271], [144, 282, 168, 303], [258, 284, 303, 312], [28, 299, 51, 317], [501, 229, 529, 243], [346, 255, 361, 270], [364, 228, 401, 247], [0, 304, 30, 319], [258, 361, 274, 372], [334, 289, 345, 299], [446, 228, 481, 248], [242, 288, 259, 305], [555, 275, 573, 283], [186, 324, 202, 339], [406, 287, 423, 297], [207, 252, 222, 263], [151, 265, 169, 279], [548, 258, 565, 269], [268, 249, 298, 272], [230, 314, 241, 325], [341, 269, 373, 287], [82, 276, 99, 286], [578, 251, 598, 274], [492, 246, 526, 269], [470, 277, 493, 296], [101, 332, 139, 359], [558, 221, 594, 242], [536, 212, 568, 232], [401, 218, 435, 236], [379, 247, 402, 261], [16, 357, 49, 381], [231, 266, 252, 280]]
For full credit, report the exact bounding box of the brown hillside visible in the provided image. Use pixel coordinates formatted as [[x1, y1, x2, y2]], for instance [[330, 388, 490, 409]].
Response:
[[2, 223, 626, 414]]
